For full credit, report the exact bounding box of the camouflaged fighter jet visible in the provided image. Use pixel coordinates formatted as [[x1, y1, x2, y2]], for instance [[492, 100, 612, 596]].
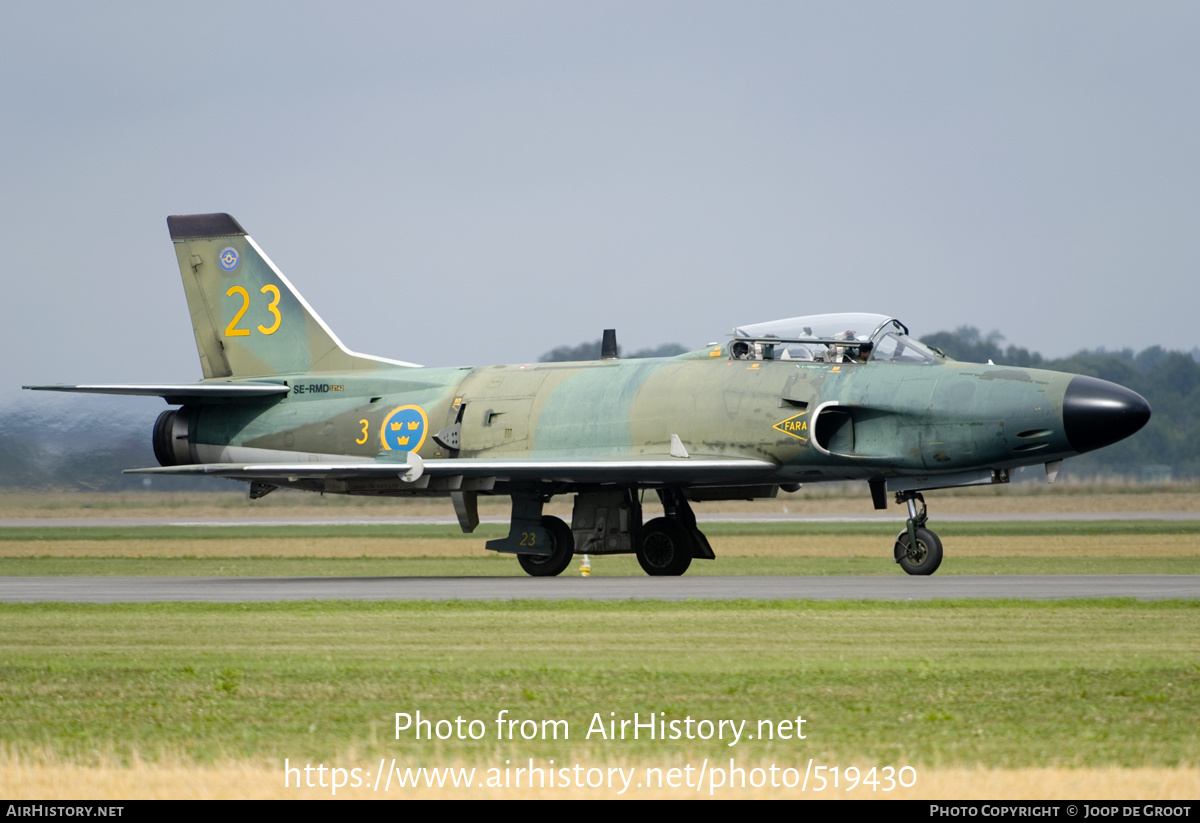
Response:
[[26, 213, 1152, 577]]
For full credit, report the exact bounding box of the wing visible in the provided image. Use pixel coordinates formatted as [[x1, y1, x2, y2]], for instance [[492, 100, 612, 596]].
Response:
[[124, 454, 778, 485]]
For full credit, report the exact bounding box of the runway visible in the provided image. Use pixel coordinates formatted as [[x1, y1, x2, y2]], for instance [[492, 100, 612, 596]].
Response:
[[2, 574, 1197, 602]]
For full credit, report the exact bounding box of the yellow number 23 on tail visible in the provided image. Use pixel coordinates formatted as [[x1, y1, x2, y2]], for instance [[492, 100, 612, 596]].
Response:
[[225, 284, 282, 337]]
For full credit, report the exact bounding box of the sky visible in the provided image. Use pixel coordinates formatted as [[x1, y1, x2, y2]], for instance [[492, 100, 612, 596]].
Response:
[[3, 2, 1198, 410]]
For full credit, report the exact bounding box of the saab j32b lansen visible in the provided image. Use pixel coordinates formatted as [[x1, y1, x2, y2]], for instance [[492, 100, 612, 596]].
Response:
[[26, 214, 1151, 577]]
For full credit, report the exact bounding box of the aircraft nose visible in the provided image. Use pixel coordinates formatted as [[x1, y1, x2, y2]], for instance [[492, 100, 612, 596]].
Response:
[[1062, 375, 1151, 454]]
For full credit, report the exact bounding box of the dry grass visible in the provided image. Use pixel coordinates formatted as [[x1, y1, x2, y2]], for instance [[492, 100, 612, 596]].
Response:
[[767, 492, 1200, 516], [0, 537, 477, 558], [713, 534, 1200, 558], [1, 534, 1196, 559], [2, 758, 1196, 799], [0, 491, 531, 520], [2, 487, 1198, 521]]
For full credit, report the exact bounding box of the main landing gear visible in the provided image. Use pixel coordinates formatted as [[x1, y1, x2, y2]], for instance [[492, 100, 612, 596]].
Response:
[[516, 515, 575, 577], [635, 488, 715, 576], [637, 518, 693, 576], [893, 491, 943, 576], [496, 488, 714, 577]]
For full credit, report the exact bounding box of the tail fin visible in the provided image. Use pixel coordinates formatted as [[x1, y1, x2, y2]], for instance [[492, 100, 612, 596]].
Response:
[[167, 213, 418, 379]]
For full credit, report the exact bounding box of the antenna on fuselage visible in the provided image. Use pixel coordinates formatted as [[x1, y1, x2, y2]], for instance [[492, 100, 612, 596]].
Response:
[[601, 329, 619, 359]]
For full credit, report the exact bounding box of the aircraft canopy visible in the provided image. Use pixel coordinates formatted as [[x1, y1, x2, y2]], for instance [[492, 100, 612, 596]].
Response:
[[730, 313, 937, 364]]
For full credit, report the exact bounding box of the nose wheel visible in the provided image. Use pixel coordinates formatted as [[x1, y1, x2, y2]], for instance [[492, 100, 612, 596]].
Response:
[[893, 492, 943, 575]]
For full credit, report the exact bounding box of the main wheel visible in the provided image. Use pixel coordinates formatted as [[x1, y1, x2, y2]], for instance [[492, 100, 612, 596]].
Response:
[[637, 518, 694, 576], [894, 527, 943, 576], [517, 516, 574, 577]]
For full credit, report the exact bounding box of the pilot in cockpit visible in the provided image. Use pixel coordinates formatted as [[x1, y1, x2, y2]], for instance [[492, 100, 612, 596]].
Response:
[[850, 340, 873, 363], [730, 326, 875, 364], [729, 339, 758, 360], [828, 331, 859, 363]]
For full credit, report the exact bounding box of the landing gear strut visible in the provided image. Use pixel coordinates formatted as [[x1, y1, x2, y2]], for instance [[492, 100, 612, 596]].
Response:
[[893, 491, 943, 576], [487, 493, 576, 577]]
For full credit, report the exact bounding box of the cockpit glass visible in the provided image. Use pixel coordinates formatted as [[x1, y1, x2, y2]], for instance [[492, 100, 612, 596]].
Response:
[[734, 313, 902, 343], [872, 333, 935, 364], [729, 313, 934, 364]]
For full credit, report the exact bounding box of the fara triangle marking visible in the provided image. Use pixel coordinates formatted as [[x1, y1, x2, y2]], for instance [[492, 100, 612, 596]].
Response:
[[773, 411, 808, 441]]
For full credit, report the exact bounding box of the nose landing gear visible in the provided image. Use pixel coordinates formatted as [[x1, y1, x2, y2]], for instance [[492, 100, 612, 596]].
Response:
[[893, 491, 943, 576]]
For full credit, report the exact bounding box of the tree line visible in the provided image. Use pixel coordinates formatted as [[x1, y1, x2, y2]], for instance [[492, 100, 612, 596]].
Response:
[[1, 329, 1193, 491]]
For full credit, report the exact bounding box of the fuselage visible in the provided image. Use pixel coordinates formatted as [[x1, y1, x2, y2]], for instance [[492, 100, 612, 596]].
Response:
[[163, 348, 1148, 495]]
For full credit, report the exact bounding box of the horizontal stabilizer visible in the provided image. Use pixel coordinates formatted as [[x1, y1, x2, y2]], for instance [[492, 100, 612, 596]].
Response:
[[24, 383, 289, 404]]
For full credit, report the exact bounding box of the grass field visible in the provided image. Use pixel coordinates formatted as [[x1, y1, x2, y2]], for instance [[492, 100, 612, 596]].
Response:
[[2, 482, 1198, 519], [1, 489, 1197, 799], [1, 520, 1197, 577], [1, 599, 1198, 798], [1, 599, 1199, 799], [5, 762, 1194, 800]]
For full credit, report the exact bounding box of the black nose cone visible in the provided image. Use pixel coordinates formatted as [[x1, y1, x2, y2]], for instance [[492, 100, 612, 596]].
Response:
[[1063, 375, 1151, 454]]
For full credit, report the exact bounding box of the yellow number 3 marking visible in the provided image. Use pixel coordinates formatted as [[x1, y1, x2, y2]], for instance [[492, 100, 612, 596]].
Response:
[[224, 284, 283, 337], [355, 419, 369, 445], [257, 284, 281, 335]]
